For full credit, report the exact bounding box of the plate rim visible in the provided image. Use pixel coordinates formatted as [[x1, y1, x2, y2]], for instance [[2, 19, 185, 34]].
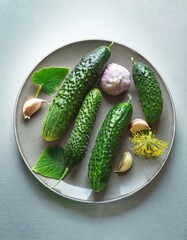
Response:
[[13, 39, 176, 203]]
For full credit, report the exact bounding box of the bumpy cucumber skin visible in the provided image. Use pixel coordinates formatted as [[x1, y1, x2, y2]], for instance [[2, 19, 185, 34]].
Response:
[[88, 101, 133, 192], [60, 88, 102, 179], [42, 46, 111, 141], [132, 61, 163, 124]]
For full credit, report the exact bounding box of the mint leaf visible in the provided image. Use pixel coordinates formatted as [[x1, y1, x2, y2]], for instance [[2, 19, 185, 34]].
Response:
[[32, 146, 66, 179], [32, 67, 69, 95]]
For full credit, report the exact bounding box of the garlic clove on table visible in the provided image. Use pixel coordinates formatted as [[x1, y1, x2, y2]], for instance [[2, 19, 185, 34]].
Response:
[[115, 151, 133, 173], [23, 97, 49, 119], [130, 118, 149, 134]]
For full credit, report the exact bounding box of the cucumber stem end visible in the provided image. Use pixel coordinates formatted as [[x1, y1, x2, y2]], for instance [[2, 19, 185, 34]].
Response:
[[108, 42, 114, 49], [128, 94, 132, 103], [131, 57, 135, 65]]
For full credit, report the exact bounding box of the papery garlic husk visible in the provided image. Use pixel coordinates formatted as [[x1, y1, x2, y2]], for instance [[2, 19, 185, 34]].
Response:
[[23, 97, 49, 119], [130, 118, 149, 134], [100, 63, 131, 96], [115, 151, 133, 173]]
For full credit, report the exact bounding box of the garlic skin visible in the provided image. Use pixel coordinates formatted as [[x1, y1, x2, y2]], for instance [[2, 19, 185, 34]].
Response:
[[100, 63, 131, 96], [115, 151, 133, 173], [130, 118, 149, 134], [23, 97, 49, 119]]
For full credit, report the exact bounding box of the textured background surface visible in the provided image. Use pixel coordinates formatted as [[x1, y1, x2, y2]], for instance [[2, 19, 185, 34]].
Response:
[[0, 0, 187, 239]]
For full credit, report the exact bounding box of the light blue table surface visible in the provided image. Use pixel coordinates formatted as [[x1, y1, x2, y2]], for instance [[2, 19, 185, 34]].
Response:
[[1, 1, 187, 239]]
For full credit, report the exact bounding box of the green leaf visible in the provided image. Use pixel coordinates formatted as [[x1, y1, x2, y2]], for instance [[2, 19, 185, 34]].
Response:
[[32, 67, 69, 95], [32, 145, 66, 179]]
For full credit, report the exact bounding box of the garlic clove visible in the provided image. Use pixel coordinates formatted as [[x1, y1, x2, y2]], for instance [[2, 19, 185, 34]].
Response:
[[115, 151, 133, 173], [130, 118, 149, 134], [23, 97, 49, 119]]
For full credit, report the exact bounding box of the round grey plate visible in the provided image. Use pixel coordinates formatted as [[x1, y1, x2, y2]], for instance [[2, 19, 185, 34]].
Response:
[[14, 40, 175, 203]]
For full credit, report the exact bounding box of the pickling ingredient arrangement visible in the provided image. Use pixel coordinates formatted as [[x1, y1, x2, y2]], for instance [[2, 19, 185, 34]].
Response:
[[23, 42, 168, 192]]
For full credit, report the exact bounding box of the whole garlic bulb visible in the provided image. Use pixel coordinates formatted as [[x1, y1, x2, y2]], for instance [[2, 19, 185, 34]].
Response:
[[100, 63, 131, 96]]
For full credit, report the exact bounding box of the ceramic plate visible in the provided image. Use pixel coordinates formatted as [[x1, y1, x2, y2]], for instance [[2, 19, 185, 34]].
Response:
[[14, 40, 175, 203]]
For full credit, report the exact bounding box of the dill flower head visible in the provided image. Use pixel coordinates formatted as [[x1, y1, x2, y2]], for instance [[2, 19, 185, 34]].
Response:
[[130, 129, 168, 159]]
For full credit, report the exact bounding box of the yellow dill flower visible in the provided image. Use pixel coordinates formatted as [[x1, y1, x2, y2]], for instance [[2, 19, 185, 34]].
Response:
[[130, 130, 168, 159]]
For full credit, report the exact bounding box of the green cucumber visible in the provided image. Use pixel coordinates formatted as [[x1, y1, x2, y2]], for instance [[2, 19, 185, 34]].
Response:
[[88, 100, 133, 192], [58, 88, 102, 180], [42, 44, 112, 141], [132, 58, 163, 124]]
